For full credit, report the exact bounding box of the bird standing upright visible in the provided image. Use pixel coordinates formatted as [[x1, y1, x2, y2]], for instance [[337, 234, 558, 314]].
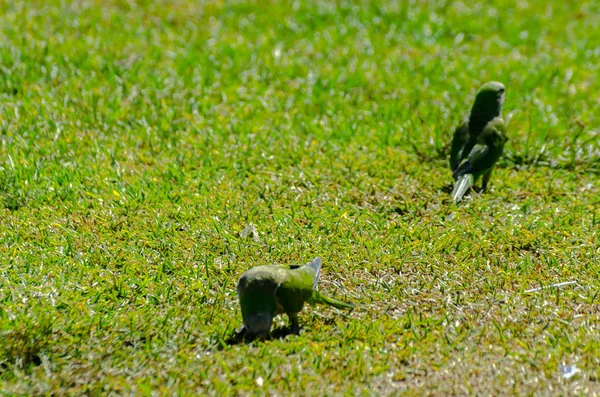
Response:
[[450, 82, 508, 202], [236, 257, 353, 337]]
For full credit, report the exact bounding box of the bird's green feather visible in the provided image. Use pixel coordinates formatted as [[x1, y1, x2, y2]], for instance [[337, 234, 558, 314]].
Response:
[[450, 82, 508, 201], [237, 257, 353, 336]]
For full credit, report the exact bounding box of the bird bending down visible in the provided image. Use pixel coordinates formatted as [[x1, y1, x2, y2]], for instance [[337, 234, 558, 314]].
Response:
[[237, 257, 353, 337]]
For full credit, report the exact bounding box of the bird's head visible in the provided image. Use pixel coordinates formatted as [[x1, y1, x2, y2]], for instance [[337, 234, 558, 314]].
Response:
[[244, 312, 274, 336], [472, 81, 505, 116]]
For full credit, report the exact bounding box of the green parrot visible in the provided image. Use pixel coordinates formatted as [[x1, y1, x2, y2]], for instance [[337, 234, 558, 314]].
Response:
[[451, 116, 508, 202], [450, 81, 506, 172], [236, 257, 353, 337], [449, 81, 508, 202]]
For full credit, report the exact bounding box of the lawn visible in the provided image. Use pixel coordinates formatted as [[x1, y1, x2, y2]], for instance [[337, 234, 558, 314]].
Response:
[[1, 0, 599, 394]]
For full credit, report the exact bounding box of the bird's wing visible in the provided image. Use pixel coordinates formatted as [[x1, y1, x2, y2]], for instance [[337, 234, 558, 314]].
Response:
[[274, 270, 314, 314], [305, 257, 322, 289], [450, 118, 469, 171]]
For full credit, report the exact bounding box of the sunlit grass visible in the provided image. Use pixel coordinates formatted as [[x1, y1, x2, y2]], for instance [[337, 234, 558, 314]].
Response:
[[1, 0, 599, 394]]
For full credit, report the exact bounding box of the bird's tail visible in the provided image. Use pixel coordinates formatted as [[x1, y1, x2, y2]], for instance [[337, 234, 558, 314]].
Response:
[[310, 290, 354, 310], [451, 174, 474, 203], [305, 257, 322, 289]]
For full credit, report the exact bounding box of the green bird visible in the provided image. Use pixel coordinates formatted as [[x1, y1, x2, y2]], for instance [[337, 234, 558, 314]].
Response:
[[451, 116, 508, 202], [449, 81, 508, 202], [237, 257, 353, 337], [450, 81, 506, 172]]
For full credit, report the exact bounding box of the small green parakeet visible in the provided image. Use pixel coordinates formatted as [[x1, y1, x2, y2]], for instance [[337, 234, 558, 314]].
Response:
[[237, 257, 353, 337], [450, 81, 506, 172], [450, 81, 508, 202], [451, 117, 508, 202]]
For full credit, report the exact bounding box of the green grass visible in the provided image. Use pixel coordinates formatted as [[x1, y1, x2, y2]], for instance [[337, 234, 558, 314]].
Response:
[[1, 0, 599, 394]]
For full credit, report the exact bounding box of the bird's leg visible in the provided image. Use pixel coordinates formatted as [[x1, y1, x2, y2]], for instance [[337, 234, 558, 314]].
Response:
[[481, 169, 493, 192], [288, 313, 300, 335]]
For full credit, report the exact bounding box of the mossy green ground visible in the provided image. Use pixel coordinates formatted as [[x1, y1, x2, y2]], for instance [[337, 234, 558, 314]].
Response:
[[1, 0, 599, 394]]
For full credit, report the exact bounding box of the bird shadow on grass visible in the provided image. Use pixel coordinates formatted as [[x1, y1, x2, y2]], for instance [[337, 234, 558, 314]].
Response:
[[441, 183, 454, 194], [218, 326, 297, 349], [441, 183, 484, 196]]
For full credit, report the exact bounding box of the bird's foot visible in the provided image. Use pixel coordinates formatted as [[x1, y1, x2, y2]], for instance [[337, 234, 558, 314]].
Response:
[[290, 322, 300, 335]]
